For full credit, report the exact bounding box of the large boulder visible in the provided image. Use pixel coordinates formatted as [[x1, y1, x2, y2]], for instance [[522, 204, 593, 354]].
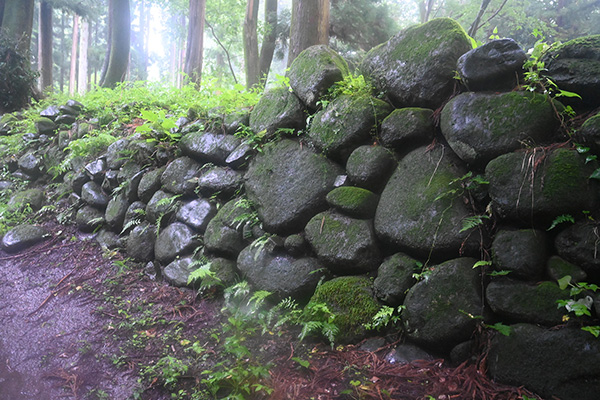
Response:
[[541, 35, 600, 109], [137, 167, 165, 203], [491, 229, 548, 280], [345, 145, 396, 192], [379, 108, 435, 150], [308, 94, 392, 162], [440, 92, 559, 167], [176, 198, 217, 233], [76, 205, 105, 232], [485, 148, 598, 221], [105, 139, 130, 170], [287, 45, 349, 110], [154, 222, 199, 264], [577, 112, 600, 153], [403, 258, 483, 351], [249, 88, 305, 136], [486, 280, 568, 326], [555, 221, 600, 276], [488, 324, 600, 400], [244, 139, 343, 234], [374, 145, 479, 258], [1, 224, 50, 253], [145, 190, 179, 225], [81, 181, 110, 208], [160, 156, 201, 195], [104, 192, 130, 232], [163, 257, 196, 287], [325, 186, 379, 219], [126, 222, 156, 262], [204, 199, 248, 257], [305, 211, 381, 274], [237, 238, 323, 299], [196, 166, 242, 199], [179, 131, 241, 165], [361, 18, 472, 109], [457, 38, 527, 91]]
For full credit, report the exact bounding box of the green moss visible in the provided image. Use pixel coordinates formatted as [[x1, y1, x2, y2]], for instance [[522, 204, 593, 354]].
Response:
[[308, 276, 380, 340], [542, 149, 586, 198], [326, 186, 377, 213]]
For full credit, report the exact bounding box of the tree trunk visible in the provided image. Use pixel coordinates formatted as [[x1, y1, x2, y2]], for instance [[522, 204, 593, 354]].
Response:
[[0, 0, 6, 31], [419, 0, 435, 23], [39, 0, 53, 93], [243, 0, 260, 89], [69, 14, 79, 95], [1, 0, 35, 54], [59, 10, 65, 92], [78, 18, 89, 95], [100, 0, 131, 89], [258, 0, 277, 87], [468, 0, 492, 37], [288, 0, 329, 66], [140, 0, 150, 80], [184, 0, 206, 87]]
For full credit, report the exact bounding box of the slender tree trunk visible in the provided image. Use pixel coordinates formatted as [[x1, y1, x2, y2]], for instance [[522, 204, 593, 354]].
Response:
[[1, 0, 35, 54], [140, 0, 150, 80], [78, 18, 89, 95], [69, 14, 79, 95], [288, 0, 329, 67], [101, 0, 131, 88], [258, 0, 277, 87], [243, 0, 260, 89], [468, 0, 492, 37], [59, 10, 65, 92], [0, 0, 5, 28], [184, 0, 206, 86], [39, 0, 53, 92], [419, 0, 435, 23]]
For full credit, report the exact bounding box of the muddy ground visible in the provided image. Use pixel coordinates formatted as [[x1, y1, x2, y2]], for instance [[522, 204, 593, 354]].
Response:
[[0, 221, 546, 400]]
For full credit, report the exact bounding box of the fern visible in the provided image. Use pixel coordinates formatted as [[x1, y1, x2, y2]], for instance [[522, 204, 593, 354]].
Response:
[[460, 215, 490, 233], [547, 214, 575, 231]]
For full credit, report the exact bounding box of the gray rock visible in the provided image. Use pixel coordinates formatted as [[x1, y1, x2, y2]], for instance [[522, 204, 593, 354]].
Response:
[[403, 258, 482, 350], [95, 229, 121, 250], [179, 131, 241, 165], [555, 221, 600, 275], [284, 234, 308, 257], [578, 112, 600, 153], [76, 205, 105, 232], [128, 139, 156, 165], [541, 35, 600, 109], [223, 110, 250, 135], [249, 87, 305, 136], [305, 211, 381, 274], [17, 152, 42, 176], [373, 253, 418, 306], [204, 199, 248, 257], [163, 257, 197, 287], [84, 158, 106, 182], [375, 145, 479, 258], [197, 167, 242, 199], [379, 108, 434, 150], [40, 105, 60, 120], [226, 141, 255, 169], [486, 148, 597, 221], [55, 114, 76, 126], [155, 222, 199, 264], [486, 279, 568, 326], [384, 344, 434, 365], [122, 201, 146, 234], [237, 238, 323, 299], [124, 169, 146, 203], [176, 198, 217, 233], [59, 104, 78, 116], [8, 188, 44, 211], [34, 117, 57, 135], [491, 229, 548, 280], [209, 257, 238, 287], [287, 45, 349, 110], [245, 139, 343, 234], [104, 193, 130, 232], [488, 324, 600, 400], [440, 92, 558, 167], [361, 18, 472, 109], [308, 95, 392, 162], [1, 224, 51, 253], [345, 145, 396, 192], [457, 38, 527, 91], [81, 181, 109, 208], [161, 157, 201, 195], [71, 169, 90, 195], [137, 167, 166, 203], [66, 99, 84, 111], [126, 222, 156, 262], [547, 255, 587, 283], [325, 186, 379, 219], [145, 190, 179, 225], [106, 139, 130, 170], [102, 169, 119, 193]]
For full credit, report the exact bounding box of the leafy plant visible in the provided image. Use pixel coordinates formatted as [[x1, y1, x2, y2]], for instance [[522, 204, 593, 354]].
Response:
[[135, 109, 181, 144], [547, 214, 575, 231], [363, 305, 405, 331]]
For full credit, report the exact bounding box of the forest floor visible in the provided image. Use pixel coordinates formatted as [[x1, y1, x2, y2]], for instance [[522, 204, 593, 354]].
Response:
[[0, 219, 546, 400]]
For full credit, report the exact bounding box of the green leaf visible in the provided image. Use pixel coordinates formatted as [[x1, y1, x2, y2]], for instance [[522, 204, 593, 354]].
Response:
[[488, 270, 511, 277], [590, 168, 600, 180], [557, 89, 582, 99], [557, 275, 572, 290], [140, 109, 158, 121], [485, 322, 512, 336], [292, 357, 310, 369], [581, 326, 600, 338], [547, 214, 575, 230], [473, 260, 492, 269]]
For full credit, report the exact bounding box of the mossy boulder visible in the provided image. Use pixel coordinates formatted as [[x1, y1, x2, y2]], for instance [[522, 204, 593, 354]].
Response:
[[345, 145, 396, 192], [137, 167, 165, 203], [8, 188, 44, 211], [488, 324, 600, 400], [203, 198, 248, 257], [287, 45, 349, 110], [163, 256, 197, 287], [154, 222, 200, 264], [440, 92, 559, 167], [555, 221, 600, 275], [126, 222, 156, 262], [81, 181, 110, 208], [34, 117, 57, 136], [379, 108, 434, 150], [547, 255, 587, 283], [237, 238, 323, 299], [244, 139, 343, 234], [578, 112, 600, 153], [403, 257, 483, 350], [361, 18, 472, 109], [17, 152, 42, 177], [179, 131, 241, 165], [374, 145, 479, 258], [325, 186, 379, 219], [485, 148, 598, 221], [491, 229, 548, 280], [106, 139, 130, 170], [160, 156, 201, 195], [373, 253, 418, 306], [307, 276, 381, 344], [249, 87, 305, 136], [76, 205, 105, 233], [485, 280, 568, 326], [541, 35, 600, 109], [196, 166, 242, 199], [104, 192, 130, 232], [305, 211, 381, 274], [308, 94, 392, 162], [457, 38, 527, 92], [1, 224, 51, 253]]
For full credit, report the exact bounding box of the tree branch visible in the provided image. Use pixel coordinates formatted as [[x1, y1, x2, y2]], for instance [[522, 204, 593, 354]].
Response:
[[205, 19, 238, 84]]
